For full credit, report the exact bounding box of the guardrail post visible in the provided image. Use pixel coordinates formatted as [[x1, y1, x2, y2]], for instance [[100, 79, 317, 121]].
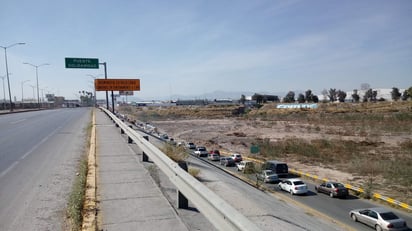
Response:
[[142, 136, 149, 162], [128, 136, 133, 143], [177, 161, 189, 209], [115, 123, 119, 127]]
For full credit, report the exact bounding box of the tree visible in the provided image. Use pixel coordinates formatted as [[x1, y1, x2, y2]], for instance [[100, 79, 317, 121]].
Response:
[[337, 90, 347, 102], [240, 94, 246, 104], [372, 90, 378, 102], [352, 89, 360, 103], [297, 93, 305, 103], [305, 89, 319, 103], [312, 95, 319, 103], [328, 88, 337, 102], [363, 89, 377, 102], [401, 87, 412, 101], [402, 90, 410, 101], [391, 87, 401, 101], [283, 91, 295, 103]]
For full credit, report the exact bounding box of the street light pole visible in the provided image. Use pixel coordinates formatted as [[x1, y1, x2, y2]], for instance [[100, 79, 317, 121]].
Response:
[[1, 43, 25, 111], [23, 62, 49, 110], [0, 75, 7, 109], [21, 80, 30, 108]]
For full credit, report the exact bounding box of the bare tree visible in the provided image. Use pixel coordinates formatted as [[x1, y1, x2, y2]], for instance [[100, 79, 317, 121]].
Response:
[[328, 88, 337, 102], [352, 89, 360, 103]]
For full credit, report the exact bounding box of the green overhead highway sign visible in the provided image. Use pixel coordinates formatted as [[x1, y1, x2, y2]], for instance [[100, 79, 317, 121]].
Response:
[[65, 57, 99, 69]]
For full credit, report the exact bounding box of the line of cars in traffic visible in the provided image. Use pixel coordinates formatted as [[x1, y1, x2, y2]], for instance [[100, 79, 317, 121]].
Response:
[[136, 123, 410, 230], [184, 142, 409, 231], [139, 126, 411, 231]]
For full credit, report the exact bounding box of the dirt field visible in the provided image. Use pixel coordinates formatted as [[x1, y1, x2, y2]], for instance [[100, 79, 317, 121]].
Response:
[[118, 101, 412, 206]]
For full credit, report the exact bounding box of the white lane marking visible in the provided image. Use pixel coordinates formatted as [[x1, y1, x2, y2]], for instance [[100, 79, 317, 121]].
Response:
[[1, 124, 64, 179], [10, 119, 27, 124], [19, 126, 62, 161], [0, 161, 19, 178]]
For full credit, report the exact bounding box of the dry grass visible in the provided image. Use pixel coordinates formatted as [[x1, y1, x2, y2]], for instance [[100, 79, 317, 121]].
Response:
[[160, 144, 188, 162], [118, 101, 412, 204]]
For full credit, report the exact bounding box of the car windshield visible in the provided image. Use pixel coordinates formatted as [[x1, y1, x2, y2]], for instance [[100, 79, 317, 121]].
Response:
[[332, 183, 344, 188], [293, 181, 304, 185], [379, 212, 399, 220], [198, 147, 206, 151]]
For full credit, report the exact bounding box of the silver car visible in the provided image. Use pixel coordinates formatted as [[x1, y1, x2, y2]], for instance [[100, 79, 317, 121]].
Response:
[[257, 170, 279, 183], [349, 207, 408, 231]]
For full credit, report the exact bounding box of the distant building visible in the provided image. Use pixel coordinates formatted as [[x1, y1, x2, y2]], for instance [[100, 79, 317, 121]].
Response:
[[176, 99, 209, 106], [276, 103, 318, 109]]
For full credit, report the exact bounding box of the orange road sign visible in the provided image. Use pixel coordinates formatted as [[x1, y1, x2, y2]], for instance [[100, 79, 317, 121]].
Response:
[[94, 79, 140, 91]]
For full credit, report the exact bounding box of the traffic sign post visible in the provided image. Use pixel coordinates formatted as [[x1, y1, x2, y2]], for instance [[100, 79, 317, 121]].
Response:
[[65, 57, 99, 69]]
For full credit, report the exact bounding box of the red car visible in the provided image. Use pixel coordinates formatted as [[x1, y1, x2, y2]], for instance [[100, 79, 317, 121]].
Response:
[[209, 150, 220, 156]]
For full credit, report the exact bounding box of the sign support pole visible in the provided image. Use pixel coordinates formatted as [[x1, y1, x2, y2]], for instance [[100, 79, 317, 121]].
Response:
[[100, 62, 110, 112]]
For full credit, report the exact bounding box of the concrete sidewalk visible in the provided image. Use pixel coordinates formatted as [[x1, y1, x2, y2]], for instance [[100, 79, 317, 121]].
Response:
[[96, 109, 188, 231]]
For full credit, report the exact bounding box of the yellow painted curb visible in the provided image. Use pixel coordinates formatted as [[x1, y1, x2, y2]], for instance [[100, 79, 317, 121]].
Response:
[[82, 109, 97, 231], [217, 164, 355, 231]]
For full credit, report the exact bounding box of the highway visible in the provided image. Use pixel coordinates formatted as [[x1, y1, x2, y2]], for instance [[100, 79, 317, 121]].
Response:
[[0, 108, 92, 230], [195, 155, 412, 231], [134, 123, 412, 231], [134, 129, 349, 230]]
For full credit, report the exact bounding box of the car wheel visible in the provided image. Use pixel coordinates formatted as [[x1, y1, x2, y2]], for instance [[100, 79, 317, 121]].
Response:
[[375, 225, 382, 231], [329, 192, 334, 198], [351, 214, 357, 222]]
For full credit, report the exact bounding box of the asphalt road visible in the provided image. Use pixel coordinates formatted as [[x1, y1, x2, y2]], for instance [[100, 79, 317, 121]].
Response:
[[186, 156, 347, 231], [123, 121, 412, 231], [197, 155, 412, 231], [136, 131, 348, 230], [0, 108, 91, 230]]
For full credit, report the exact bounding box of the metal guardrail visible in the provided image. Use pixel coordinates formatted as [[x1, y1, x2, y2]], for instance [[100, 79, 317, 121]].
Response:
[[101, 107, 261, 231]]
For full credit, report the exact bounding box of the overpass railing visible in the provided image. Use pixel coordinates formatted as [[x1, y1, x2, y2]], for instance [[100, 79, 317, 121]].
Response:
[[101, 107, 261, 231]]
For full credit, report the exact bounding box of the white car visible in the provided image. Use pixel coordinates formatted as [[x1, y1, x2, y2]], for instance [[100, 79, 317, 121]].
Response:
[[278, 178, 308, 195], [194, 146, 208, 157]]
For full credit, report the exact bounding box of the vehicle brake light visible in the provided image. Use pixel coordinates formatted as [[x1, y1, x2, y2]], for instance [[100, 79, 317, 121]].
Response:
[[387, 224, 393, 228]]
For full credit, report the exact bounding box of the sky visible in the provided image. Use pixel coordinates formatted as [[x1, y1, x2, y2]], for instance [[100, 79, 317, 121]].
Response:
[[1, 0, 411, 101]]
